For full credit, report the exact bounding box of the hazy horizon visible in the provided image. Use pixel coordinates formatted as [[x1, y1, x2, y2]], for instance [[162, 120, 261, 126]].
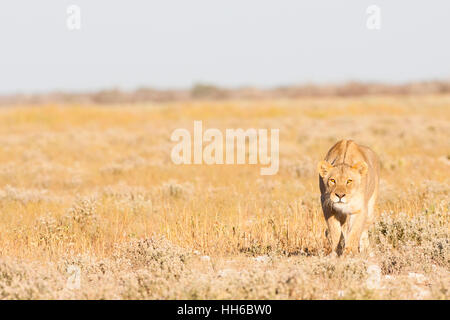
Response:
[[1, 0, 450, 94]]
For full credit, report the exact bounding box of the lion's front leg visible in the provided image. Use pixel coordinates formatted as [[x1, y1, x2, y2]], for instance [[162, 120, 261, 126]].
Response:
[[359, 229, 371, 255], [343, 209, 367, 255], [325, 214, 344, 256]]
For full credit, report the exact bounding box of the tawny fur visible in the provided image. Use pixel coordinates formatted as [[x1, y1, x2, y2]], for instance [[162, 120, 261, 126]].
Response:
[[318, 140, 380, 256]]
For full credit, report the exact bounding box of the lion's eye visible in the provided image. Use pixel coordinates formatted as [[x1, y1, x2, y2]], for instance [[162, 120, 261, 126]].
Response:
[[347, 179, 352, 185], [329, 179, 335, 184]]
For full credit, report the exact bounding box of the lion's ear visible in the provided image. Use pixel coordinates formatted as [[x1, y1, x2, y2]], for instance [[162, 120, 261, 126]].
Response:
[[317, 160, 333, 178], [353, 161, 368, 176]]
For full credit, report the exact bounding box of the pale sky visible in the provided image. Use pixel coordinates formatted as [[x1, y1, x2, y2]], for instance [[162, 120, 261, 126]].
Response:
[[0, 0, 449, 94]]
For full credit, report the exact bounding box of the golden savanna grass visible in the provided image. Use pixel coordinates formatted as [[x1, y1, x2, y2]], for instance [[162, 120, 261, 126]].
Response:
[[0, 95, 448, 299]]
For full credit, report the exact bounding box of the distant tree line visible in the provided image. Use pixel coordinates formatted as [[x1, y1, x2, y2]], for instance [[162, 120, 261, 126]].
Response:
[[2, 80, 450, 105]]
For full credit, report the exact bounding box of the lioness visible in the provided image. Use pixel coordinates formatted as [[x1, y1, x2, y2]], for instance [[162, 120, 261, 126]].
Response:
[[318, 140, 380, 256]]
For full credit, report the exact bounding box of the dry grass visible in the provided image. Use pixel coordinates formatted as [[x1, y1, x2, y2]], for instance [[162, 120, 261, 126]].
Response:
[[0, 95, 448, 299]]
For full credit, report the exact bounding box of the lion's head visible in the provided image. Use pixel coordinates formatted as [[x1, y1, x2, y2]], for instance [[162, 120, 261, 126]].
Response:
[[317, 160, 368, 214]]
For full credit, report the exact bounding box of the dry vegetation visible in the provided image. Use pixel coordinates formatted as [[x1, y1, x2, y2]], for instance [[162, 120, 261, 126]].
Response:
[[0, 95, 448, 299]]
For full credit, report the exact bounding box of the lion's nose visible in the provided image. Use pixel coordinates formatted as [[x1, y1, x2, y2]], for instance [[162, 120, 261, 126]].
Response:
[[335, 193, 346, 199]]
